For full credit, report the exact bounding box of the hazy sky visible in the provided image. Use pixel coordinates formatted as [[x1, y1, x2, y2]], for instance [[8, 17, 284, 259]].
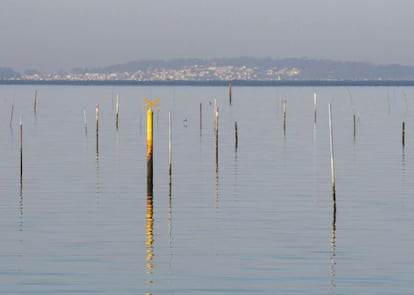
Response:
[[1, 0, 414, 72]]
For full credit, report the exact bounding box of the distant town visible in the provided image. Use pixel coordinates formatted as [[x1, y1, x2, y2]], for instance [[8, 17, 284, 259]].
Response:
[[3, 57, 414, 82], [18, 64, 300, 82]]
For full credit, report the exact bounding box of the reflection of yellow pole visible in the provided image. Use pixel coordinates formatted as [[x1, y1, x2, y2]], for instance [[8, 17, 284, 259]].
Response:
[[146, 195, 154, 272], [147, 109, 153, 194]]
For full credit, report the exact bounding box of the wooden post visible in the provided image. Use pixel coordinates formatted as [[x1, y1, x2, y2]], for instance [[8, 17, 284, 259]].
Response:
[[147, 109, 154, 194], [235, 121, 238, 151], [83, 109, 87, 133], [20, 117, 23, 178], [313, 92, 317, 125], [115, 95, 119, 130], [34, 89, 38, 116], [283, 100, 287, 135], [169, 112, 172, 176], [10, 104, 14, 129], [214, 104, 219, 133], [402, 121, 405, 147], [329, 104, 336, 197], [229, 81, 232, 105], [353, 114, 356, 140], [200, 102, 202, 131], [95, 104, 99, 157], [20, 117, 23, 177], [95, 104, 99, 133]]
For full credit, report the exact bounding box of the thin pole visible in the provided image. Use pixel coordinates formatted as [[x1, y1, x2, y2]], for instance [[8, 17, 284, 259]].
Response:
[[95, 104, 99, 133], [200, 102, 202, 131], [10, 104, 14, 129], [353, 114, 356, 140], [115, 95, 119, 129], [229, 81, 232, 105], [96, 104, 99, 157], [235, 121, 238, 151], [329, 104, 336, 196], [214, 103, 219, 133], [283, 100, 287, 135], [34, 89, 38, 116], [83, 109, 87, 133], [169, 112, 172, 176], [314, 92, 317, 125], [20, 117, 23, 178]]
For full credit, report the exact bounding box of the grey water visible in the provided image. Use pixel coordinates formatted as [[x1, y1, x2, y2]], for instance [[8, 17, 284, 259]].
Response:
[[1, 85, 414, 294]]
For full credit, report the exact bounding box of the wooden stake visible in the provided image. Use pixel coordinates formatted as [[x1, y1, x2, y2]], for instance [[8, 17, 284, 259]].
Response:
[[283, 100, 287, 135], [34, 90, 38, 116], [402, 121, 406, 147], [235, 121, 238, 151], [95, 104, 99, 133], [169, 112, 172, 176], [10, 104, 14, 129], [214, 103, 219, 133], [20, 117, 23, 178], [115, 95, 119, 129], [83, 109, 87, 133], [353, 114, 356, 141], [229, 81, 232, 105], [329, 104, 336, 196], [200, 102, 202, 131], [147, 109, 154, 194], [96, 104, 99, 157], [313, 92, 317, 125]]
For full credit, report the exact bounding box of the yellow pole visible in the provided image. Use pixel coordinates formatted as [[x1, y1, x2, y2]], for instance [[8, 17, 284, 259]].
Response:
[[147, 108, 153, 193]]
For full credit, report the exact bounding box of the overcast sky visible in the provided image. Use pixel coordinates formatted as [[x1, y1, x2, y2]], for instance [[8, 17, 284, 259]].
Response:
[[1, 0, 414, 72]]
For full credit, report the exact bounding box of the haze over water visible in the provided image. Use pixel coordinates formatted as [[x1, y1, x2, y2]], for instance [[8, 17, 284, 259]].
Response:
[[0, 85, 413, 294]]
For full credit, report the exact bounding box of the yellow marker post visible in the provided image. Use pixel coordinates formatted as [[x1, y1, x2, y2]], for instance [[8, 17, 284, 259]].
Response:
[[147, 108, 153, 193], [143, 98, 159, 195]]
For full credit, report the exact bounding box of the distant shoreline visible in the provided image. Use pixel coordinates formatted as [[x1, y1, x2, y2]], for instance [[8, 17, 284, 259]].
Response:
[[2, 79, 414, 87]]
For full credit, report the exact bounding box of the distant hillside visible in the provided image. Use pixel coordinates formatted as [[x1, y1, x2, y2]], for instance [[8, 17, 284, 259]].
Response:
[[0, 67, 20, 79], [74, 57, 414, 80], [6, 57, 414, 81]]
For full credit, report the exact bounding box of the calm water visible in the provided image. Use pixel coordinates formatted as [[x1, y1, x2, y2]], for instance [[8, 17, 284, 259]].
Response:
[[1, 85, 414, 294]]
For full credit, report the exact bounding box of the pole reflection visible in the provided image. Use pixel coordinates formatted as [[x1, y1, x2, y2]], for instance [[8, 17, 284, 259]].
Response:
[[19, 177, 23, 232], [146, 194, 154, 275], [330, 195, 337, 294]]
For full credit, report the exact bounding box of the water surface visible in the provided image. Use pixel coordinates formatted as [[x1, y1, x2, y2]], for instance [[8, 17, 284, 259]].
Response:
[[0, 85, 413, 294]]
